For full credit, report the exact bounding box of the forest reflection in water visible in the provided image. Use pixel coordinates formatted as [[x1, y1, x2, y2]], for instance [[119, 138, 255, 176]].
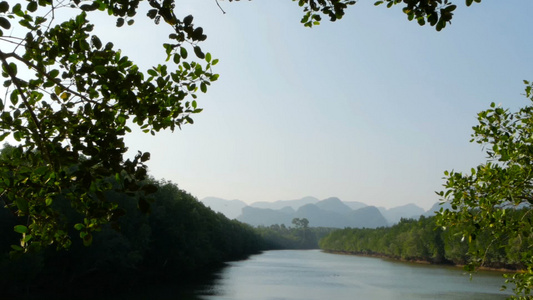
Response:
[[195, 249, 511, 300], [102, 249, 512, 300]]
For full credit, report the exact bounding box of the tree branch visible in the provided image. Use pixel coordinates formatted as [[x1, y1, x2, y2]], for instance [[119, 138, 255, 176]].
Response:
[[215, 0, 226, 14], [2, 51, 100, 105], [0, 50, 51, 162]]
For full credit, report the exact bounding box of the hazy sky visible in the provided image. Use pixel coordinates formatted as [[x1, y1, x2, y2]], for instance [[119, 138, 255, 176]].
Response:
[[116, 0, 532, 210], [7, 1, 533, 210]]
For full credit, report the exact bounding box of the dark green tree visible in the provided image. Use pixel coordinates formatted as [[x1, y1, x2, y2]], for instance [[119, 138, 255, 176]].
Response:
[[0, 0, 215, 250], [292, 217, 309, 229], [437, 82, 533, 298]]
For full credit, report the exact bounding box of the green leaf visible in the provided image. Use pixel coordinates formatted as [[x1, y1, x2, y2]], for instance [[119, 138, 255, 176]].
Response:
[[6, 63, 16, 76], [173, 53, 181, 64], [49, 69, 59, 78], [80, 3, 98, 11], [141, 152, 150, 162], [147, 69, 157, 76], [11, 245, 23, 251], [180, 47, 188, 59], [183, 15, 193, 26], [14, 225, 28, 234], [91, 35, 102, 49], [74, 223, 85, 230], [194, 46, 205, 59], [0, 2, 9, 13], [10, 91, 18, 106], [15, 198, 28, 214], [94, 65, 107, 75], [23, 234, 32, 243], [0, 132, 9, 141], [0, 16, 10, 29], [12, 3, 22, 16], [27, 1, 37, 12]]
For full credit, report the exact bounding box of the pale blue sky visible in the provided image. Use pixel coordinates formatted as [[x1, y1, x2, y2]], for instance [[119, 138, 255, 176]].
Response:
[[113, 0, 533, 210], [7, 1, 532, 210]]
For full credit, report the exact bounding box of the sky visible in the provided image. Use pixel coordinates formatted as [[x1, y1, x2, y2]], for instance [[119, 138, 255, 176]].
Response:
[[117, 0, 533, 210], [5, 1, 533, 210]]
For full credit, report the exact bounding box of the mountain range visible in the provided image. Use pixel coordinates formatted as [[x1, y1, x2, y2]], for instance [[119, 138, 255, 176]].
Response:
[[201, 196, 446, 228]]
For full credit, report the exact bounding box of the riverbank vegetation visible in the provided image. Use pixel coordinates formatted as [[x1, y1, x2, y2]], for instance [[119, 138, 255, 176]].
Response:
[[320, 212, 531, 270], [319, 210, 532, 294], [0, 179, 263, 298]]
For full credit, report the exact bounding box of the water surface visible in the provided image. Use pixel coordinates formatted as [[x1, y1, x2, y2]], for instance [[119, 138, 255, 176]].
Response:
[[197, 249, 511, 300]]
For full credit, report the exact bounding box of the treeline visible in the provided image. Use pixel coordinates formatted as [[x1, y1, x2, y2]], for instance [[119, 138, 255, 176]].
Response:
[[319, 211, 531, 270], [256, 222, 336, 250], [0, 180, 262, 297]]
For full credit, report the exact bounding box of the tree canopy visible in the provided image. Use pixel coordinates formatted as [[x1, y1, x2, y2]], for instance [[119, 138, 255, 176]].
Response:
[[0, 0, 217, 251], [0, 178, 263, 297], [437, 82, 533, 298]]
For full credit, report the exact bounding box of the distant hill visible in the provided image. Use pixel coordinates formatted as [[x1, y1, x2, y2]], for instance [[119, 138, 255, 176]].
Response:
[[424, 201, 453, 217], [238, 201, 388, 229], [343, 201, 367, 211], [237, 206, 294, 227], [250, 196, 319, 210], [348, 206, 389, 228], [203, 196, 429, 228], [200, 197, 247, 220], [315, 197, 353, 215], [379, 203, 426, 225], [294, 203, 348, 227]]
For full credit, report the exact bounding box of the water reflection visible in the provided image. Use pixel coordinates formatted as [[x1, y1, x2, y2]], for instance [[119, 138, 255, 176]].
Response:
[[196, 250, 512, 300]]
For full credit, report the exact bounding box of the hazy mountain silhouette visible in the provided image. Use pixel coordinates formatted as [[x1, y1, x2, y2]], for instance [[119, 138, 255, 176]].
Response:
[[202, 196, 435, 228], [238, 201, 388, 228], [237, 206, 293, 227], [424, 201, 453, 217], [200, 197, 247, 220], [379, 203, 426, 225], [249, 196, 319, 210], [315, 197, 353, 215], [343, 201, 367, 211], [348, 206, 389, 228]]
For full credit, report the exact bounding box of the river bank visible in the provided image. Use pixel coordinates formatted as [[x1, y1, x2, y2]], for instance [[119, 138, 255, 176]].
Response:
[[322, 249, 518, 273]]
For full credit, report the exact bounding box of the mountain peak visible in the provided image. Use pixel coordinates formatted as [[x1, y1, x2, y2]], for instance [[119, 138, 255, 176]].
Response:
[[316, 197, 352, 215]]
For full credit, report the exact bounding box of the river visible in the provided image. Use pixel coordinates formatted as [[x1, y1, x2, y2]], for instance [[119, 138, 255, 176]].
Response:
[[194, 249, 512, 300]]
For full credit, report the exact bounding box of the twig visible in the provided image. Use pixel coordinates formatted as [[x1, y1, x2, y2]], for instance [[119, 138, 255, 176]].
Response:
[[215, 0, 226, 14]]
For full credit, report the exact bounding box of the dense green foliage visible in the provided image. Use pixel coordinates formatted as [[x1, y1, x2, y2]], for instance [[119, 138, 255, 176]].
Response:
[[0, 179, 262, 297], [320, 211, 532, 297], [320, 216, 446, 263], [436, 82, 533, 298], [0, 0, 215, 250]]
